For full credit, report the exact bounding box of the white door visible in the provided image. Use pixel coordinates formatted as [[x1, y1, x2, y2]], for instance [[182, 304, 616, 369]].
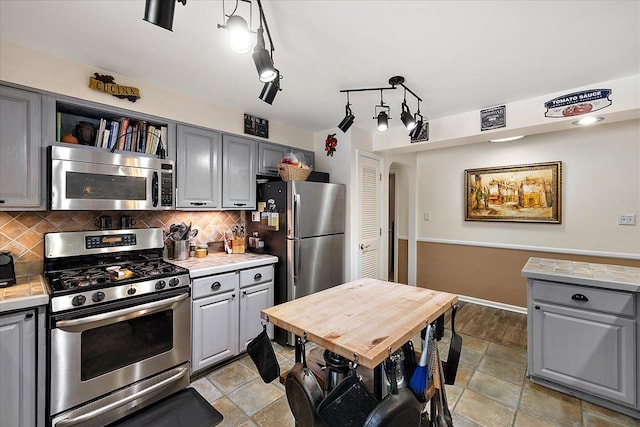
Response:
[[357, 151, 383, 279]]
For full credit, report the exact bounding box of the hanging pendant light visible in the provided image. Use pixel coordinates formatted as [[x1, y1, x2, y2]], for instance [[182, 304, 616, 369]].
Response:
[[377, 110, 390, 132], [400, 90, 417, 131]]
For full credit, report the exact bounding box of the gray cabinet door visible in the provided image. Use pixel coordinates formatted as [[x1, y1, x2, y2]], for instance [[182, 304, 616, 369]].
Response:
[[0, 310, 36, 427], [531, 301, 636, 405], [192, 291, 239, 372], [222, 135, 256, 209], [258, 142, 287, 176], [176, 125, 222, 209], [239, 281, 274, 352], [0, 86, 42, 208]]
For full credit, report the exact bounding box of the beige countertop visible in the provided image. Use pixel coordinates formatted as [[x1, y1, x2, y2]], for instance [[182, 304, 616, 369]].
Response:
[[0, 275, 49, 313], [521, 257, 640, 293], [168, 252, 278, 278]]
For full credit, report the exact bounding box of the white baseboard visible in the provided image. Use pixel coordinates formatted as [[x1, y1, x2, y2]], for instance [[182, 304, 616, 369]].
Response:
[[458, 295, 527, 315]]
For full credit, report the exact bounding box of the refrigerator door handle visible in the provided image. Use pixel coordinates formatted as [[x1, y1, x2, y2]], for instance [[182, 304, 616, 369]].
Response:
[[294, 239, 300, 287], [293, 193, 301, 239]]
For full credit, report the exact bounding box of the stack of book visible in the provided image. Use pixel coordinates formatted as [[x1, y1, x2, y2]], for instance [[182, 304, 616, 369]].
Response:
[[92, 118, 167, 155]]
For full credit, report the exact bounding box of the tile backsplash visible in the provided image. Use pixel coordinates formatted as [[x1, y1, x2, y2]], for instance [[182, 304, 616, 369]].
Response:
[[0, 210, 243, 276]]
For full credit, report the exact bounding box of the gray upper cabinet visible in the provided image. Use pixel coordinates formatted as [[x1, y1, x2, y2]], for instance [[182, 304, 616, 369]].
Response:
[[258, 142, 287, 176], [257, 142, 315, 177], [0, 309, 37, 427], [222, 135, 256, 209], [176, 125, 222, 209], [0, 86, 42, 209]]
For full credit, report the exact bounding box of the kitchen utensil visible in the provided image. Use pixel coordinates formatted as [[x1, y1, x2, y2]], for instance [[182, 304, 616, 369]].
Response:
[[409, 324, 431, 396], [0, 251, 17, 288], [247, 324, 280, 383], [363, 357, 421, 427], [182, 222, 192, 240], [323, 350, 350, 395], [94, 215, 112, 230], [285, 338, 326, 427], [316, 361, 378, 427], [188, 229, 198, 239], [435, 344, 453, 427], [443, 304, 462, 385]]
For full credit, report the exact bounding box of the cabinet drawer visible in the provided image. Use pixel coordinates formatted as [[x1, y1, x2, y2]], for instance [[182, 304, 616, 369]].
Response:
[[240, 265, 273, 288], [531, 280, 635, 317], [192, 272, 238, 299]]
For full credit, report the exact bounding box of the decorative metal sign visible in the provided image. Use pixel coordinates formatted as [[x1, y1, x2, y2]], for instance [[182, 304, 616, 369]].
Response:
[[244, 114, 269, 138], [481, 105, 506, 131], [544, 89, 612, 118], [88, 73, 140, 103], [410, 122, 429, 143]]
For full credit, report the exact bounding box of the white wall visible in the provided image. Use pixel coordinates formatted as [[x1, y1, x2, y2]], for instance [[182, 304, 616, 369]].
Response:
[[415, 119, 640, 257], [0, 40, 314, 149]]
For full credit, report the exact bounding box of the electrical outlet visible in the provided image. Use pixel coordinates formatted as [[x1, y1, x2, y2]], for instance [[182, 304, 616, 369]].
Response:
[[423, 212, 430, 221], [618, 214, 637, 226]]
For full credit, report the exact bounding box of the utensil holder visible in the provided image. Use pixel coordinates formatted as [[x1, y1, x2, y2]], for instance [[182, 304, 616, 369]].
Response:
[[173, 240, 190, 260], [232, 238, 246, 254]]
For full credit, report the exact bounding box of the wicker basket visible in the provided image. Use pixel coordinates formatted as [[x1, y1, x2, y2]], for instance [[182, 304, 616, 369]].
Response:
[[277, 163, 312, 181]]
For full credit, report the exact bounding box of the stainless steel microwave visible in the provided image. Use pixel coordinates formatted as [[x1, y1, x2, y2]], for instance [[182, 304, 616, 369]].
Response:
[[48, 145, 175, 210]]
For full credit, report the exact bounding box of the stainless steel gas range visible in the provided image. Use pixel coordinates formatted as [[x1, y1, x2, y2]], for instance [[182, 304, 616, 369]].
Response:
[[43, 228, 191, 427]]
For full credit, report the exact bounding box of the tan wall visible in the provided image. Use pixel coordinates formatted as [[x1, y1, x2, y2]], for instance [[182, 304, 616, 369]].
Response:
[[398, 239, 640, 307]]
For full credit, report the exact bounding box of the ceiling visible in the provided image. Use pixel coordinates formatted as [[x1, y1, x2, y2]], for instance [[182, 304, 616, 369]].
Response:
[[1, 1, 638, 135]]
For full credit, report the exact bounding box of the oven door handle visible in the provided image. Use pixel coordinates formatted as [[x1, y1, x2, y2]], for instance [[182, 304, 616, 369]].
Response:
[[55, 293, 189, 332], [55, 364, 189, 427]]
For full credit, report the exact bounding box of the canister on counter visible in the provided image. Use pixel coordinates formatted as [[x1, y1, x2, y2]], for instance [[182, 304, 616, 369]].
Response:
[[189, 243, 196, 257]]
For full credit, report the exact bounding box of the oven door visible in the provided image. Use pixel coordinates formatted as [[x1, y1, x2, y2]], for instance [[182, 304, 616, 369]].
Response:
[[50, 155, 160, 211], [49, 288, 191, 417]]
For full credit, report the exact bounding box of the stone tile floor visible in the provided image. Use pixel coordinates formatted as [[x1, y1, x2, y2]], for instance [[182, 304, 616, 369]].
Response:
[[189, 302, 639, 427]]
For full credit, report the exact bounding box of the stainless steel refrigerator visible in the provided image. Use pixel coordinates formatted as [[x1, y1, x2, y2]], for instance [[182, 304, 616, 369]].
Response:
[[253, 181, 346, 345]]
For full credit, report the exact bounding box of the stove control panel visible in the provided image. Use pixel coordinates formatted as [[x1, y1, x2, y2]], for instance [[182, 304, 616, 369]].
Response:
[[85, 234, 136, 249], [49, 273, 190, 313]]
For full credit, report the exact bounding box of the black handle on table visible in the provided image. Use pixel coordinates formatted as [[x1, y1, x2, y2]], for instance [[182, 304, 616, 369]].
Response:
[[571, 293, 589, 302]]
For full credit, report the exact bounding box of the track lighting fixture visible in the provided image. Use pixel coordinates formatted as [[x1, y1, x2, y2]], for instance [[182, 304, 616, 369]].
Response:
[[143, 0, 186, 31], [374, 90, 391, 132], [338, 76, 423, 133], [253, 27, 276, 82], [259, 70, 281, 104], [216, 0, 283, 96], [337, 93, 355, 133], [226, 14, 253, 54]]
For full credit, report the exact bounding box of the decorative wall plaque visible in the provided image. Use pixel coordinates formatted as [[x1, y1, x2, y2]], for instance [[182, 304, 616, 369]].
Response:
[[544, 89, 612, 118], [88, 73, 140, 103], [244, 114, 269, 138], [481, 105, 506, 131]]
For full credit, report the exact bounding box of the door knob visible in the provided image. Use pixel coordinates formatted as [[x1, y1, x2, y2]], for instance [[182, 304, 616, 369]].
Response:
[[360, 243, 370, 250]]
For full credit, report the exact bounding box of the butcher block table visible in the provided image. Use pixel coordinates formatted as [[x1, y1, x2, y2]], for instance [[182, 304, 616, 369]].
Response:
[[261, 278, 458, 370]]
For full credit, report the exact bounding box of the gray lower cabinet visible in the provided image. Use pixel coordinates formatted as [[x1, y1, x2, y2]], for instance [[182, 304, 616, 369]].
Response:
[[239, 266, 274, 352], [0, 85, 42, 209], [222, 135, 256, 209], [176, 125, 222, 209], [0, 309, 36, 427], [191, 265, 274, 373], [528, 279, 638, 410]]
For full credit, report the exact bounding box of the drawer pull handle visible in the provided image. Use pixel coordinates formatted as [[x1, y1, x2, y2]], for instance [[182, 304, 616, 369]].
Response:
[[254, 273, 262, 281], [534, 305, 540, 310], [211, 282, 222, 291], [571, 293, 589, 302]]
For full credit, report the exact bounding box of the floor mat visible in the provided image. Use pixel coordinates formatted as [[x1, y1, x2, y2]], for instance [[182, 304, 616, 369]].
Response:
[[109, 388, 223, 427]]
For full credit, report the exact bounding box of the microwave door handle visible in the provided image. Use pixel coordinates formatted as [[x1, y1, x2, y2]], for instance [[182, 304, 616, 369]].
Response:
[[152, 171, 159, 207]]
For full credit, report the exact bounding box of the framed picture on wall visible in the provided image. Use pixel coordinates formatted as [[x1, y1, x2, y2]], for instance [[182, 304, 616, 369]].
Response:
[[464, 161, 562, 223]]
